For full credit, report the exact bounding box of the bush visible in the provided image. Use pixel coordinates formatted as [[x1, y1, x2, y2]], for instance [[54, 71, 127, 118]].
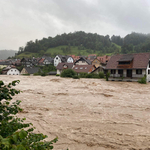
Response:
[[56, 74, 60, 76], [0, 80, 57, 149], [99, 72, 104, 78], [72, 75, 80, 79], [41, 72, 47, 76], [85, 74, 93, 78], [106, 72, 110, 81], [60, 69, 76, 77], [79, 72, 88, 78], [91, 73, 100, 79], [22, 74, 30, 76], [138, 75, 146, 84]]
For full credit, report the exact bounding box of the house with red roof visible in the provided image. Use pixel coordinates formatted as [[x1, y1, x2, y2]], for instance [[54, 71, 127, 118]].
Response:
[[73, 65, 96, 74], [105, 53, 150, 82], [97, 55, 111, 65], [56, 63, 74, 74]]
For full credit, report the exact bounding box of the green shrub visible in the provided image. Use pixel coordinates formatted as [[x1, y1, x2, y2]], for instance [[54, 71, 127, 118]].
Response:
[[79, 72, 88, 78], [41, 72, 47, 76], [0, 80, 57, 149], [138, 75, 146, 84], [92, 73, 100, 78], [60, 69, 76, 77], [22, 74, 30, 76], [56, 74, 60, 76], [72, 75, 80, 79], [99, 72, 104, 78], [106, 72, 110, 81], [85, 73, 93, 78], [33, 72, 40, 76]]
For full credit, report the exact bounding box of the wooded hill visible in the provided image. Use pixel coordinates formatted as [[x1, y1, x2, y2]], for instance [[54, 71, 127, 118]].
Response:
[[16, 31, 150, 58]]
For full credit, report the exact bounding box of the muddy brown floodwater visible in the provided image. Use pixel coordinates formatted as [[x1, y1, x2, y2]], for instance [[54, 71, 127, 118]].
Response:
[[1, 75, 150, 150]]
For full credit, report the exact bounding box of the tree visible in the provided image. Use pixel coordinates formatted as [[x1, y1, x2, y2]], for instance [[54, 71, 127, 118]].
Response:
[[0, 80, 57, 149]]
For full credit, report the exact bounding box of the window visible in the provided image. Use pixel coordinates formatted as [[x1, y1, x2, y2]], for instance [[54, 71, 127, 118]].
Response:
[[80, 67, 83, 69], [15, 70, 16, 72], [111, 70, 116, 74], [85, 67, 87, 69], [148, 70, 150, 74], [136, 69, 142, 74], [75, 67, 78, 69], [56, 57, 58, 60], [118, 69, 123, 74], [119, 61, 130, 65], [149, 61, 150, 68]]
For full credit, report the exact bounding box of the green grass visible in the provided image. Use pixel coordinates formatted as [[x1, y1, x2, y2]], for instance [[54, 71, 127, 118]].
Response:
[[45, 45, 95, 56], [16, 44, 121, 58], [16, 52, 39, 58]]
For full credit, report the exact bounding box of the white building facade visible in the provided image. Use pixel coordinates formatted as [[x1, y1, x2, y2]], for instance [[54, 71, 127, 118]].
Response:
[[7, 68, 20, 75]]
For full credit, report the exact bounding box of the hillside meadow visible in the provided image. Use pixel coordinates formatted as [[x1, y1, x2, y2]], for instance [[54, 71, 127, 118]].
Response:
[[1, 75, 150, 150]]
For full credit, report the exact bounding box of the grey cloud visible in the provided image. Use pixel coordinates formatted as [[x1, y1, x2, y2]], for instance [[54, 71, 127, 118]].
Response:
[[0, 0, 150, 49]]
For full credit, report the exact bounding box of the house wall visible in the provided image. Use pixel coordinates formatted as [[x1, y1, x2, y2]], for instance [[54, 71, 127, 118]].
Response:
[[132, 69, 145, 78], [67, 57, 74, 63], [57, 69, 62, 75], [21, 68, 28, 74], [0, 65, 7, 69], [109, 69, 145, 79], [146, 62, 150, 82], [54, 56, 62, 67], [75, 61, 88, 65], [92, 67, 104, 74], [44, 59, 50, 65], [92, 59, 101, 68], [7, 68, 20, 75]]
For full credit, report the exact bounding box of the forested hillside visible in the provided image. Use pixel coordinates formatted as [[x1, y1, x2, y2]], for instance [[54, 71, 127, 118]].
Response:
[[16, 31, 150, 58], [17, 31, 120, 57], [0, 50, 17, 60], [111, 32, 150, 54]]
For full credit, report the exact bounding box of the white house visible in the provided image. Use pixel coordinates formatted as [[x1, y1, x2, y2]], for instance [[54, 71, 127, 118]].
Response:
[[7, 68, 20, 75], [54, 55, 74, 67]]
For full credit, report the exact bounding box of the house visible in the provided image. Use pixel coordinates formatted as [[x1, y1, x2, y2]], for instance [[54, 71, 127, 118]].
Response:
[[74, 57, 91, 65], [54, 55, 74, 67], [70, 55, 80, 62], [7, 68, 20, 75], [91, 66, 105, 74], [88, 54, 97, 61], [0, 60, 12, 69], [73, 65, 96, 74], [21, 58, 33, 67], [38, 58, 45, 66], [97, 55, 111, 65], [105, 53, 150, 82], [91, 58, 101, 68], [21, 67, 40, 75], [1, 65, 18, 75], [43, 56, 54, 65], [56, 63, 74, 74]]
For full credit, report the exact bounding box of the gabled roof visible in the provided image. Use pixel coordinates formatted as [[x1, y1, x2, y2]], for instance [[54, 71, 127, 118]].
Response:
[[56, 55, 73, 62], [56, 63, 74, 70], [75, 57, 91, 65], [73, 65, 95, 73], [106, 53, 150, 69], [43, 56, 54, 62], [24, 67, 40, 74]]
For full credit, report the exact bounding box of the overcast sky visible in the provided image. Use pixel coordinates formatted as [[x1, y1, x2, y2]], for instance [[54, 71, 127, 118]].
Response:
[[0, 0, 150, 50]]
